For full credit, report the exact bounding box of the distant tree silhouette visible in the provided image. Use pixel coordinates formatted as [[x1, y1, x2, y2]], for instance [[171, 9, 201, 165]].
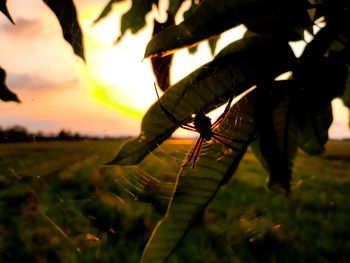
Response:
[[56, 130, 83, 140], [0, 125, 29, 142]]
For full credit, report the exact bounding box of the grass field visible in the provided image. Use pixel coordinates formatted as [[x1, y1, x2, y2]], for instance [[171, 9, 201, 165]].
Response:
[[0, 139, 349, 262]]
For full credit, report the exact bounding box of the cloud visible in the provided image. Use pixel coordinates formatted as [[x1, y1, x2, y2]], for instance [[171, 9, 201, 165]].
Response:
[[6, 73, 60, 90], [6, 72, 81, 95], [0, 17, 44, 39]]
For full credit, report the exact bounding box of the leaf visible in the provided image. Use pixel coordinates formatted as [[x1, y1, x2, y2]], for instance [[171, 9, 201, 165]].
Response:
[[117, 0, 158, 42], [43, 0, 85, 61], [294, 56, 347, 107], [93, 0, 125, 24], [168, 0, 185, 16], [188, 45, 198, 54], [245, 0, 311, 41], [0, 67, 20, 103], [320, 1, 350, 29], [293, 56, 344, 155], [144, 0, 309, 58], [107, 36, 295, 165], [300, 23, 337, 61], [151, 13, 175, 91], [341, 65, 350, 108], [252, 83, 298, 193], [0, 0, 14, 24], [296, 101, 333, 155], [181, 0, 201, 54], [183, 0, 200, 20], [208, 35, 220, 56], [140, 90, 257, 263]]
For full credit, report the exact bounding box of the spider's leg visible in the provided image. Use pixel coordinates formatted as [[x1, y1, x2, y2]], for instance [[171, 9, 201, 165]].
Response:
[[154, 83, 196, 131], [214, 84, 258, 130], [212, 94, 234, 128], [212, 134, 242, 152], [212, 78, 236, 128], [212, 131, 248, 143], [191, 138, 203, 168], [182, 137, 202, 167]]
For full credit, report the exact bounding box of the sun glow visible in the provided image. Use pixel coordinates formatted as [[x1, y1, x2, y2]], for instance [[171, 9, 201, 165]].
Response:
[[80, 3, 158, 118], [77, 3, 349, 139]]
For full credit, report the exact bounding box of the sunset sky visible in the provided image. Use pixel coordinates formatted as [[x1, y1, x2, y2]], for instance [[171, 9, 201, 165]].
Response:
[[0, 0, 349, 138]]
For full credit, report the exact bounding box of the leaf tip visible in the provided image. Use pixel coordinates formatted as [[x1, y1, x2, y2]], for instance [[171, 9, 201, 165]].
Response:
[[104, 159, 118, 166], [267, 179, 291, 195], [1, 5, 15, 24]]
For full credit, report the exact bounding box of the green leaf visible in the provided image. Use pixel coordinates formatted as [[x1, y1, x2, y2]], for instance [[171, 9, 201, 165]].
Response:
[[151, 13, 175, 91], [294, 57, 347, 107], [43, 0, 85, 61], [183, 0, 200, 20], [245, 1, 311, 41], [144, 0, 308, 58], [319, 1, 350, 30], [107, 36, 295, 165], [250, 80, 298, 194], [93, 0, 125, 24], [187, 45, 198, 54], [182, 0, 201, 54], [296, 102, 333, 155], [300, 23, 337, 61], [0, 67, 20, 103], [341, 65, 350, 108], [0, 0, 14, 24], [293, 56, 343, 155], [168, 0, 185, 17], [253, 84, 298, 193], [208, 35, 220, 56], [117, 0, 158, 42], [140, 90, 257, 263]]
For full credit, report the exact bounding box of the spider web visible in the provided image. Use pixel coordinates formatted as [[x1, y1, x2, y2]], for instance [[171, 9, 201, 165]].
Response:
[[0, 140, 183, 261], [11, 3, 347, 262], [0, 2, 250, 262]]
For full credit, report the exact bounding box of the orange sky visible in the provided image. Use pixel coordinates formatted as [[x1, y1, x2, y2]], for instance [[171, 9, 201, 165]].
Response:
[[0, 0, 349, 138]]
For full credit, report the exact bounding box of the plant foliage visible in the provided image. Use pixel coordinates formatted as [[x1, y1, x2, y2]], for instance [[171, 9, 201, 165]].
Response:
[[1, 0, 350, 261], [0, 67, 20, 103], [0, 0, 14, 24], [0, 0, 84, 102], [43, 0, 85, 61], [100, 0, 350, 261]]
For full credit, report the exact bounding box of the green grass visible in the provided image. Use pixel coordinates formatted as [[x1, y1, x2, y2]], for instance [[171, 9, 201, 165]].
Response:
[[0, 140, 349, 262]]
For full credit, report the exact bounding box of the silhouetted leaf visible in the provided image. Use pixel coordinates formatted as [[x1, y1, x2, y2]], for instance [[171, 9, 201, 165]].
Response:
[[250, 82, 293, 192], [208, 35, 220, 56], [342, 65, 350, 108], [107, 36, 295, 165], [188, 45, 198, 54], [253, 84, 298, 193], [293, 56, 345, 155], [171, 0, 200, 54], [183, 0, 200, 19], [296, 102, 333, 155], [144, 0, 309, 58], [117, 0, 158, 42], [294, 57, 347, 107], [94, 0, 125, 24], [43, 0, 85, 61], [0, 67, 20, 103], [168, 0, 185, 16], [300, 24, 337, 61], [151, 13, 175, 91], [245, 0, 311, 41], [140, 90, 257, 263], [0, 0, 14, 24], [319, 0, 350, 29]]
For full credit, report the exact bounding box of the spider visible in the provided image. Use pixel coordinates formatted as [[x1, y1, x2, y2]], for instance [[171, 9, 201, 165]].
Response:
[[154, 82, 244, 168]]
